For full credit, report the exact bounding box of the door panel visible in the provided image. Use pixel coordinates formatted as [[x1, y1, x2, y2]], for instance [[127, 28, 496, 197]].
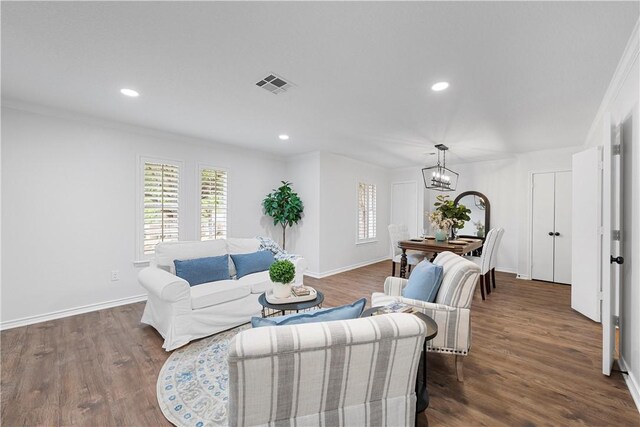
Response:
[[602, 113, 620, 376], [571, 147, 602, 321], [554, 171, 572, 284], [391, 182, 418, 238], [531, 173, 555, 282]]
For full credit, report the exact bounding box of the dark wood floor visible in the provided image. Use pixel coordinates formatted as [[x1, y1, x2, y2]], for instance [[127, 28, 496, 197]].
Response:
[[2, 262, 638, 426]]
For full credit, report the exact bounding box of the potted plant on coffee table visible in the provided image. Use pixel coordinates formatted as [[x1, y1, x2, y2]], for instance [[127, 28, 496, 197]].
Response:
[[269, 259, 296, 298]]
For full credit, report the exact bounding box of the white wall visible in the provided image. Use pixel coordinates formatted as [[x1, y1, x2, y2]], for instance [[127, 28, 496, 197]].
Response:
[[1, 105, 286, 326], [285, 152, 321, 273], [583, 20, 639, 408], [318, 152, 390, 275]]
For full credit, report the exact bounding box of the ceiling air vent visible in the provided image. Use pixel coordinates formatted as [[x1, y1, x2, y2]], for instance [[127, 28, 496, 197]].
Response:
[[256, 73, 292, 94]]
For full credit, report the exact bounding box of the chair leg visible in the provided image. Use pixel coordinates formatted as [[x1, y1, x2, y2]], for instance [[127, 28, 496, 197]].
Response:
[[392, 261, 396, 277], [455, 355, 464, 382], [479, 275, 485, 300], [408, 264, 412, 274], [492, 268, 496, 288], [485, 272, 491, 295]]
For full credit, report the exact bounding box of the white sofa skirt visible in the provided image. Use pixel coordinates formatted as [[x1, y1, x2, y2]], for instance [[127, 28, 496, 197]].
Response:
[[141, 293, 262, 351]]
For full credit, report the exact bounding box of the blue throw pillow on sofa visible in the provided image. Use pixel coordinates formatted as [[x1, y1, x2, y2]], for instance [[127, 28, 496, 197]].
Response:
[[402, 260, 444, 302], [231, 251, 275, 279], [251, 298, 367, 328], [174, 255, 230, 286]]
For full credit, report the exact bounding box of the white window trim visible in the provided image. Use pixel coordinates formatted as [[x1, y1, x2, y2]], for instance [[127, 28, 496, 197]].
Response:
[[356, 181, 378, 244], [135, 155, 184, 261], [196, 163, 230, 241]]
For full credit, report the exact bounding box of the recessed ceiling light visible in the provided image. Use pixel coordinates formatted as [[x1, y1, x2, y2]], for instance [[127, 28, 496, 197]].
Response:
[[431, 82, 449, 92], [279, 134, 290, 141], [120, 88, 139, 97]]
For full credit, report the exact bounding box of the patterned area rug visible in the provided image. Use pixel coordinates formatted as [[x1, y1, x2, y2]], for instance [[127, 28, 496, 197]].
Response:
[[157, 324, 250, 427]]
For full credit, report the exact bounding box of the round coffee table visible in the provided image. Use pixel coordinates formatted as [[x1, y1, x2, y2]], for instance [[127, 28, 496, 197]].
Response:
[[361, 307, 438, 413], [258, 290, 325, 318]]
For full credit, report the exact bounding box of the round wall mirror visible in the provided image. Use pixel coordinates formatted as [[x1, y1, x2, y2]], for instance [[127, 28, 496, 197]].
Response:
[[454, 191, 490, 239]]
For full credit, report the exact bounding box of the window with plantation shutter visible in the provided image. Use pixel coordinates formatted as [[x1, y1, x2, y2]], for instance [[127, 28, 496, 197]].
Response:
[[143, 162, 180, 255], [358, 182, 377, 241], [200, 167, 228, 240]]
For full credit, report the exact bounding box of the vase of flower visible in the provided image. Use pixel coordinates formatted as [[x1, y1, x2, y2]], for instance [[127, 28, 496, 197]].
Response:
[[428, 211, 454, 242], [434, 227, 449, 242], [269, 259, 296, 298]]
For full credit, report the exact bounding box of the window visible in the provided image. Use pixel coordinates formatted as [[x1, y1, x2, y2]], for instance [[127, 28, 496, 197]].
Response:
[[200, 167, 228, 240], [358, 182, 377, 241], [142, 161, 180, 255]]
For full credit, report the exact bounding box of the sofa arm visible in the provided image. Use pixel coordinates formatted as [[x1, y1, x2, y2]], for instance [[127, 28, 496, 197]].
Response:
[[138, 267, 190, 303], [384, 276, 409, 296]]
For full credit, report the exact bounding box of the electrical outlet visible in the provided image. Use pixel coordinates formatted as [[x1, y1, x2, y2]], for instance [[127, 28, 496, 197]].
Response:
[[111, 270, 120, 282]]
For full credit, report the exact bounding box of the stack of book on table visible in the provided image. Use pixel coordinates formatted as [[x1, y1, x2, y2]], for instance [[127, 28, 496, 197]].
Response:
[[292, 286, 311, 297], [375, 302, 415, 315]]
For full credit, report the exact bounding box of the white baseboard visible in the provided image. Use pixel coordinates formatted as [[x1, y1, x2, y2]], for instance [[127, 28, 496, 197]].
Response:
[[305, 257, 390, 279], [619, 356, 640, 413], [495, 267, 517, 275], [0, 294, 148, 331], [516, 274, 531, 280]]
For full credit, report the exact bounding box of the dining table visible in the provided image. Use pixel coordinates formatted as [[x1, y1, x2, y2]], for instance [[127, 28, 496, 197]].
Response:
[[397, 238, 483, 278]]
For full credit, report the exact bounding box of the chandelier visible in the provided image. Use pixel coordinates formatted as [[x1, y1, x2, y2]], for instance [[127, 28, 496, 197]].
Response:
[[421, 144, 459, 191]]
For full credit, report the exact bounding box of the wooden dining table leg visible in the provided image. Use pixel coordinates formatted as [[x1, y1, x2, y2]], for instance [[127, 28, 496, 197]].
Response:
[[400, 249, 408, 278]]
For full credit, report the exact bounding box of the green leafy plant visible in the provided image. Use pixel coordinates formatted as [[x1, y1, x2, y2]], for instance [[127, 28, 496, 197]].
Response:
[[433, 194, 471, 230], [269, 260, 296, 284], [263, 181, 304, 250]]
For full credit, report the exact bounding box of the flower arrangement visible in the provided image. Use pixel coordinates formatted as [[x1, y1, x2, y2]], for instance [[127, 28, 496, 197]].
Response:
[[474, 220, 485, 237], [427, 210, 455, 231]]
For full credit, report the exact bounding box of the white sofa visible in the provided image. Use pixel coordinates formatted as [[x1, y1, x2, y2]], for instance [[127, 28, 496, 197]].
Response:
[[138, 238, 307, 351]]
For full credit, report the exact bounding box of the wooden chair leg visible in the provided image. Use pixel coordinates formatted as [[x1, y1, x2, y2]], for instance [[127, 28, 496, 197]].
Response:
[[392, 261, 396, 277], [479, 275, 485, 300], [455, 355, 464, 382], [485, 272, 491, 295], [408, 264, 412, 274], [492, 268, 496, 289]]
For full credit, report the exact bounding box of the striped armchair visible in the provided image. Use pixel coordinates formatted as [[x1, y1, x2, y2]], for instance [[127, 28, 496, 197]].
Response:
[[228, 314, 426, 426], [372, 251, 481, 381]]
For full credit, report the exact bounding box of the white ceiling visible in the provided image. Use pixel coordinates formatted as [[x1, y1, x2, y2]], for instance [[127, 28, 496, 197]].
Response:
[[2, 2, 638, 168]]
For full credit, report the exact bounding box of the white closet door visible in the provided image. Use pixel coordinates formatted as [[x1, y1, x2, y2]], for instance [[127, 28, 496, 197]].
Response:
[[391, 182, 418, 237], [532, 173, 555, 282], [553, 171, 572, 284]]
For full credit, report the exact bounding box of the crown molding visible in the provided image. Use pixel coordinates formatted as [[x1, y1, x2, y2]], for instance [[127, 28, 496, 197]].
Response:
[[584, 17, 639, 146]]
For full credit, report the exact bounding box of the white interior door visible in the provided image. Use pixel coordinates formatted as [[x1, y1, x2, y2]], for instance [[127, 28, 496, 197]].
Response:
[[602, 113, 623, 376], [571, 147, 602, 321], [531, 173, 555, 282], [553, 171, 572, 284], [391, 182, 418, 237]]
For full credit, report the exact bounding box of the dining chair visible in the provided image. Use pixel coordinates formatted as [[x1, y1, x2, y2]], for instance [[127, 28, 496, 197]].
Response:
[[488, 228, 505, 289], [463, 228, 500, 300], [388, 224, 426, 276]]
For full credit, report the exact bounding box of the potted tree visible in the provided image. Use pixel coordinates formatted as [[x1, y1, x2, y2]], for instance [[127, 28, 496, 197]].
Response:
[[263, 181, 304, 250], [269, 259, 296, 298]]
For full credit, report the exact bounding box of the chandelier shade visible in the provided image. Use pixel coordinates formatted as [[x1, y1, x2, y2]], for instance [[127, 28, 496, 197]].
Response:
[[421, 144, 459, 191]]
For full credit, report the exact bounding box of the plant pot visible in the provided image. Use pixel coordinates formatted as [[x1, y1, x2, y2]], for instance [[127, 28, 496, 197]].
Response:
[[273, 282, 293, 298], [434, 229, 448, 242]]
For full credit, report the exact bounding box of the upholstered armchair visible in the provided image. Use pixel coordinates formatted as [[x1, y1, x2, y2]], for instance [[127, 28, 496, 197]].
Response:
[[372, 251, 480, 381], [227, 314, 427, 426]]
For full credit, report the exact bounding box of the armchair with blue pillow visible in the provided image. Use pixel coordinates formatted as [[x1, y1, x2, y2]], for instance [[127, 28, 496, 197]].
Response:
[[372, 251, 480, 381]]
